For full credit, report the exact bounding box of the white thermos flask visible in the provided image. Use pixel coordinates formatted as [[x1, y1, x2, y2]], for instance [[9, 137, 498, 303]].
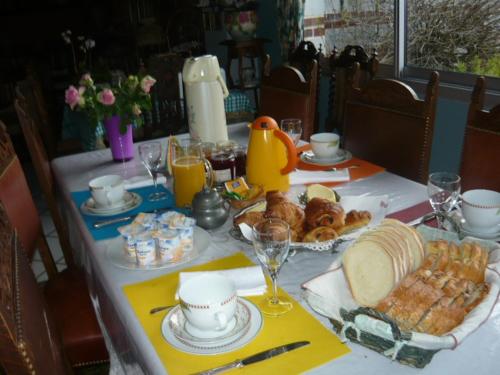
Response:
[[182, 55, 229, 143]]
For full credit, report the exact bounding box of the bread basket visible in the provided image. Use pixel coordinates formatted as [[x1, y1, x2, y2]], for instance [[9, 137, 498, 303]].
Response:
[[302, 226, 500, 368]]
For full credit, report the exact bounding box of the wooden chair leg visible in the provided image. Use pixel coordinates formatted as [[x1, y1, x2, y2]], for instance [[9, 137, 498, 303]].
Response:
[[37, 235, 58, 279]]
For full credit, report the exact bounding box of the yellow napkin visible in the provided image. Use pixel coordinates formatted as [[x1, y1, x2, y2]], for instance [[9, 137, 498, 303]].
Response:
[[123, 252, 350, 374]]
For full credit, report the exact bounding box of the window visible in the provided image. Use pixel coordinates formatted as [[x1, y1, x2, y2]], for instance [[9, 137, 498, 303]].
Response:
[[406, 0, 500, 79], [305, 0, 500, 91]]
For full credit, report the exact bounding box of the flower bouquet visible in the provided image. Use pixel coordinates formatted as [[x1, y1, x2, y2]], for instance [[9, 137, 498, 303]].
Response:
[[65, 73, 156, 161]]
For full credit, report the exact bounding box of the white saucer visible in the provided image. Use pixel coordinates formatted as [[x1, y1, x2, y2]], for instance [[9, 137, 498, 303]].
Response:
[[300, 149, 352, 166], [161, 298, 263, 355], [446, 211, 500, 241], [171, 299, 251, 344], [106, 226, 211, 270], [80, 192, 142, 216]]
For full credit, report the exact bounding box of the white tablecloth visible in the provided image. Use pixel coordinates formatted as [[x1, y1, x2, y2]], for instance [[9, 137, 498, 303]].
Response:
[[51, 123, 500, 375]]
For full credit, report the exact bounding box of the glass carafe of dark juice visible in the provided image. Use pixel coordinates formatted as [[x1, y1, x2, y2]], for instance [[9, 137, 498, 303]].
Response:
[[232, 145, 247, 177]]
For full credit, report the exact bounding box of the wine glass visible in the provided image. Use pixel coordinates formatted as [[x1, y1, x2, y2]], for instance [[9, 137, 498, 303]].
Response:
[[139, 142, 167, 201], [280, 119, 302, 145], [427, 172, 461, 228], [252, 218, 293, 317]]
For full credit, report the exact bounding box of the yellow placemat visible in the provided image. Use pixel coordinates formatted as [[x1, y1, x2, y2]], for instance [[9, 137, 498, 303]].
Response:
[[123, 252, 350, 374]]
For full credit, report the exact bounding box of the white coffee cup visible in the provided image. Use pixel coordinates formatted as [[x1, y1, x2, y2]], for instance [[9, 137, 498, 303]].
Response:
[[310, 133, 340, 159], [178, 273, 237, 336], [461, 189, 500, 234], [88, 175, 126, 208]]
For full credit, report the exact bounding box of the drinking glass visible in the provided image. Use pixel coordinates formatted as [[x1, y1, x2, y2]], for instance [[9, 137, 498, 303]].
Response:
[[280, 118, 302, 145], [427, 172, 461, 228], [139, 142, 167, 201], [252, 218, 293, 317]]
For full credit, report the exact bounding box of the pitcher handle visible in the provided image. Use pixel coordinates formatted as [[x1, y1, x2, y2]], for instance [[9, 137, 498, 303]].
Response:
[[203, 158, 214, 188], [274, 129, 299, 175]]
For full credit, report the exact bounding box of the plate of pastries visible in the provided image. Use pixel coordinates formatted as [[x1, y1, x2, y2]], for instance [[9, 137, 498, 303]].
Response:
[[232, 185, 387, 251]]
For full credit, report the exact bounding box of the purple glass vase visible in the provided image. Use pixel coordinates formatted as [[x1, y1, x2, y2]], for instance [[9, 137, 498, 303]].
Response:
[[104, 115, 134, 162]]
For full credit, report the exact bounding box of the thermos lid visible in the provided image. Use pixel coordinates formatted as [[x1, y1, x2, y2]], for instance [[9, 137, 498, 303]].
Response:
[[251, 116, 278, 130], [182, 55, 223, 84]]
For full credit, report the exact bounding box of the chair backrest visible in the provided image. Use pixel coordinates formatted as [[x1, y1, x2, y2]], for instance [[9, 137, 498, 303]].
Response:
[[0, 121, 58, 278], [18, 72, 58, 159], [0, 203, 71, 374], [460, 76, 500, 191], [327, 45, 379, 134], [344, 66, 439, 183], [259, 61, 318, 141], [14, 92, 75, 267]]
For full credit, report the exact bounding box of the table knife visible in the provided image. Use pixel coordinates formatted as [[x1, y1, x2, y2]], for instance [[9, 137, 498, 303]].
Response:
[[191, 340, 310, 375]]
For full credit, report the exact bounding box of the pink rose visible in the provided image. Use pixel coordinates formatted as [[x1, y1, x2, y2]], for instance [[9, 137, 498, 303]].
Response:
[[140, 75, 156, 93], [97, 89, 116, 106], [65, 85, 85, 110], [132, 104, 142, 116]]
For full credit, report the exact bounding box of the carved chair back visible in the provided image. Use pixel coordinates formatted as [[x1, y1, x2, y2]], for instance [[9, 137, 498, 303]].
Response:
[[460, 76, 500, 191], [344, 66, 439, 183]]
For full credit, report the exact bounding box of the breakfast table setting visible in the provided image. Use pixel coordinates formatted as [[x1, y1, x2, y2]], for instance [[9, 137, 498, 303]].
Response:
[[50, 119, 500, 375]]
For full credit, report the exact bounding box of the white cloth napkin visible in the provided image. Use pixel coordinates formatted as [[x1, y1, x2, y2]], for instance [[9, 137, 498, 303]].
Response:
[[179, 266, 267, 297], [290, 169, 350, 185], [124, 175, 167, 190]]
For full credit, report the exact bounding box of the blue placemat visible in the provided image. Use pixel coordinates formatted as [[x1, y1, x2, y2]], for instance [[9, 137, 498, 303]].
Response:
[[71, 185, 188, 241]]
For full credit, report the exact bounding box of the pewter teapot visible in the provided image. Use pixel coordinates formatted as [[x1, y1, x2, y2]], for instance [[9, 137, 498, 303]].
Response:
[[191, 187, 230, 229]]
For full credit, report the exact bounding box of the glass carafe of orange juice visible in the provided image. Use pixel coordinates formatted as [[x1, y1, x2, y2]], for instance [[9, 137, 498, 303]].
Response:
[[171, 139, 213, 207]]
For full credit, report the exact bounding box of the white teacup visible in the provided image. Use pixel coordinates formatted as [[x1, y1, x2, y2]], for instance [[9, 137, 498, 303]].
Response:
[[310, 133, 340, 159], [462, 189, 500, 234], [178, 273, 237, 337], [88, 175, 126, 208]]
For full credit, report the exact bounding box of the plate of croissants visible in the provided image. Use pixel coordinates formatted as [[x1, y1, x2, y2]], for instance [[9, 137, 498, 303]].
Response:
[[232, 190, 389, 251]]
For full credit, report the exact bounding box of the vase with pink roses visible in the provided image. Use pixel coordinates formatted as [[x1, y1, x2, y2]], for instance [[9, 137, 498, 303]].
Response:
[[65, 74, 156, 161], [65, 73, 156, 161]]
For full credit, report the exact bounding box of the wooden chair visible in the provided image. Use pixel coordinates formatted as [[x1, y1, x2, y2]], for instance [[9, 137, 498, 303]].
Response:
[[16, 76, 83, 159], [327, 45, 379, 135], [14, 91, 75, 267], [259, 61, 318, 141], [460, 76, 500, 191], [0, 120, 109, 368], [289, 41, 322, 134], [0, 202, 72, 374], [343, 65, 439, 184]]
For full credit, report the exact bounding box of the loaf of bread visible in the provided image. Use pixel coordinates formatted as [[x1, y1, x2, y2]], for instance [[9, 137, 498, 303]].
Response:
[[375, 240, 490, 336], [343, 220, 425, 307]]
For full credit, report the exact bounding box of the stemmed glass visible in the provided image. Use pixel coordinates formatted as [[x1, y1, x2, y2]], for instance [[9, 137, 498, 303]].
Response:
[[427, 172, 461, 229], [280, 119, 302, 145], [139, 142, 167, 201], [252, 218, 293, 317]]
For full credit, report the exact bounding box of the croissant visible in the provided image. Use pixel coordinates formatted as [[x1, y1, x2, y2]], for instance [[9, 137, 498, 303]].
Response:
[[264, 190, 305, 237], [233, 211, 265, 227], [304, 197, 345, 230], [336, 210, 372, 236]]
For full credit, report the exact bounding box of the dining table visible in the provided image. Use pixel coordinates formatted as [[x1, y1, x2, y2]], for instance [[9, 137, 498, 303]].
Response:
[[51, 122, 500, 375]]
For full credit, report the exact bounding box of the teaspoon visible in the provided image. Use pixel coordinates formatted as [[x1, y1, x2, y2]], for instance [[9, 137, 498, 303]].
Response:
[[149, 304, 176, 315]]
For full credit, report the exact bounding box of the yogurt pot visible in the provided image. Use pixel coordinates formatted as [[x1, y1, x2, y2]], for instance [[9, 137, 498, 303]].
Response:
[[154, 229, 181, 261], [118, 223, 145, 258], [135, 233, 156, 266]]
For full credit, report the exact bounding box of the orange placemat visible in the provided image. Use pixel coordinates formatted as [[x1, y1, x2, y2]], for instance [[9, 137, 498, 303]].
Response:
[[123, 252, 350, 374], [297, 144, 385, 187]]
